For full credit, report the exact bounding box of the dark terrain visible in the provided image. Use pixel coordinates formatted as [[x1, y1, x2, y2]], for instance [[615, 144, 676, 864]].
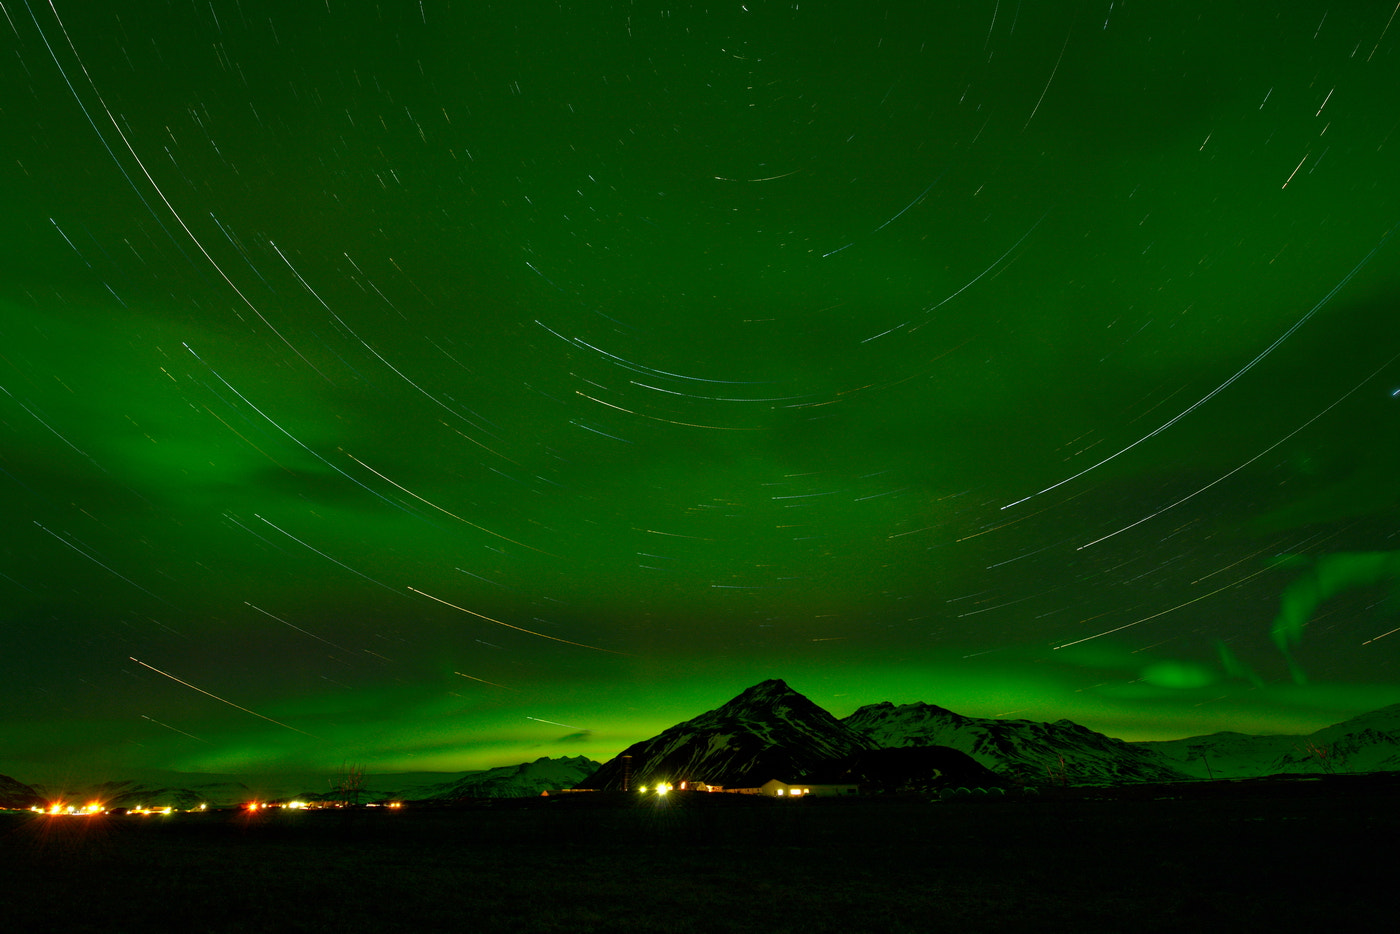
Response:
[[3, 774, 1397, 933]]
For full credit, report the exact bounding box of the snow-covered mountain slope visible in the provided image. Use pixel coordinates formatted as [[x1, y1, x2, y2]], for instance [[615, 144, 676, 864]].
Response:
[[1138, 703, 1400, 778], [842, 701, 1189, 784], [579, 679, 876, 790]]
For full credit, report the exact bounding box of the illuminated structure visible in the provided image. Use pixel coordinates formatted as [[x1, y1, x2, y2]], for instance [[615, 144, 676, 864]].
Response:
[[667, 777, 860, 797], [733, 779, 859, 798]]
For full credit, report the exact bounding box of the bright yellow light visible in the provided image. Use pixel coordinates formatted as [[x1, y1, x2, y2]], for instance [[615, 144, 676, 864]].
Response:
[[638, 785, 647, 793], [288, 801, 308, 809]]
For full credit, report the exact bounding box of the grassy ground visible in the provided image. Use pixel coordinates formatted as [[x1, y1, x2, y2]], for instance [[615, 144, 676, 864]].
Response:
[[3, 777, 1396, 933]]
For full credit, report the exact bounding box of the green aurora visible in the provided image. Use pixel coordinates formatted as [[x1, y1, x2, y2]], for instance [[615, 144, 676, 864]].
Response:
[[3, 0, 1400, 780]]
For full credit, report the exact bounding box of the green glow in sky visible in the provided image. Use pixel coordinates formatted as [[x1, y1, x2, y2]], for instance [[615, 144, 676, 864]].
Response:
[[3, 1, 1400, 780]]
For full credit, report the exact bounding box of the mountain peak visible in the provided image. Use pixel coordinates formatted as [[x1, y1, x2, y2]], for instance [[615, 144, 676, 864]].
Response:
[[578, 679, 873, 790], [730, 678, 793, 698], [719, 679, 801, 709], [849, 700, 957, 718]]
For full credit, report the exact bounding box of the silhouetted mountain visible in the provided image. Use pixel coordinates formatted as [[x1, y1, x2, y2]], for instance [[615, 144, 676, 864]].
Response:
[[821, 745, 1006, 794], [7, 758, 600, 808], [1138, 703, 1400, 778], [841, 701, 1188, 784], [0, 773, 43, 809], [85, 779, 250, 810], [578, 679, 875, 790]]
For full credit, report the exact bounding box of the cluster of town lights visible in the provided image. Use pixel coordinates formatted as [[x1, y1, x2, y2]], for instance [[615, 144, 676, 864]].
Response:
[[32, 803, 106, 816], [636, 781, 809, 797], [26, 800, 407, 814], [30, 803, 206, 816], [245, 800, 403, 810]]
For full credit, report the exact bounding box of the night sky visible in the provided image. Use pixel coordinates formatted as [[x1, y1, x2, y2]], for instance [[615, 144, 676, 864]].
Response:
[[5, 0, 1400, 781]]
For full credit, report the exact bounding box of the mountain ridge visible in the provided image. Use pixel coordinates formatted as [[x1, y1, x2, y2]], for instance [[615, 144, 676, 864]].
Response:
[[13, 687, 1400, 803], [579, 679, 1191, 789], [4, 756, 601, 809], [1135, 702, 1400, 778], [842, 700, 1188, 784], [576, 681, 1400, 790]]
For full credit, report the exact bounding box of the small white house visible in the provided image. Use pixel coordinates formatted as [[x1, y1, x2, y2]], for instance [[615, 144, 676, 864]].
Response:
[[742, 779, 859, 798]]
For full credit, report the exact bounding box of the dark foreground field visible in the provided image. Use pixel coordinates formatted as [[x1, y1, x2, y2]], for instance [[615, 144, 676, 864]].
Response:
[[3, 774, 1397, 933]]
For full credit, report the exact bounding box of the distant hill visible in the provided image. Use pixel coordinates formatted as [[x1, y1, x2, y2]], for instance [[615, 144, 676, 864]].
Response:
[[415, 756, 600, 801], [578, 679, 875, 790], [0, 774, 43, 809], [842, 700, 1189, 784], [87, 778, 252, 810], [1137, 703, 1400, 778], [7, 757, 601, 809]]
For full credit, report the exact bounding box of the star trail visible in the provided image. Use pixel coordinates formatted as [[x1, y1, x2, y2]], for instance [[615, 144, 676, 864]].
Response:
[[3, 0, 1399, 781]]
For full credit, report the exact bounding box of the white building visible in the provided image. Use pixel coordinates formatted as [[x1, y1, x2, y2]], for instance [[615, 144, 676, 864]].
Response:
[[730, 778, 859, 797]]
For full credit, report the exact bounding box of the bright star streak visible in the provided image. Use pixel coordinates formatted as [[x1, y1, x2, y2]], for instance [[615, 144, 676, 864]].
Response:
[[271, 242, 497, 435], [2, 385, 106, 470], [185, 343, 418, 516], [454, 671, 515, 690], [140, 714, 212, 745], [535, 319, 773, 386], [1079, 353, 1400, 549], [28, 0, 326, 377], [1004, 221, 1400, 510], [917, 211, 1048, 314], [408, 586, 629, 655], [33, 521, 173, 606], [130, 658, 315, 736], [254, 515, 400, 594], [244, 602, 355, 653], [339, 448, 556, 556], [574, 390, 764, 431], [1023, 27, 1072, 131], [1052, 565, 1277, 650]]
